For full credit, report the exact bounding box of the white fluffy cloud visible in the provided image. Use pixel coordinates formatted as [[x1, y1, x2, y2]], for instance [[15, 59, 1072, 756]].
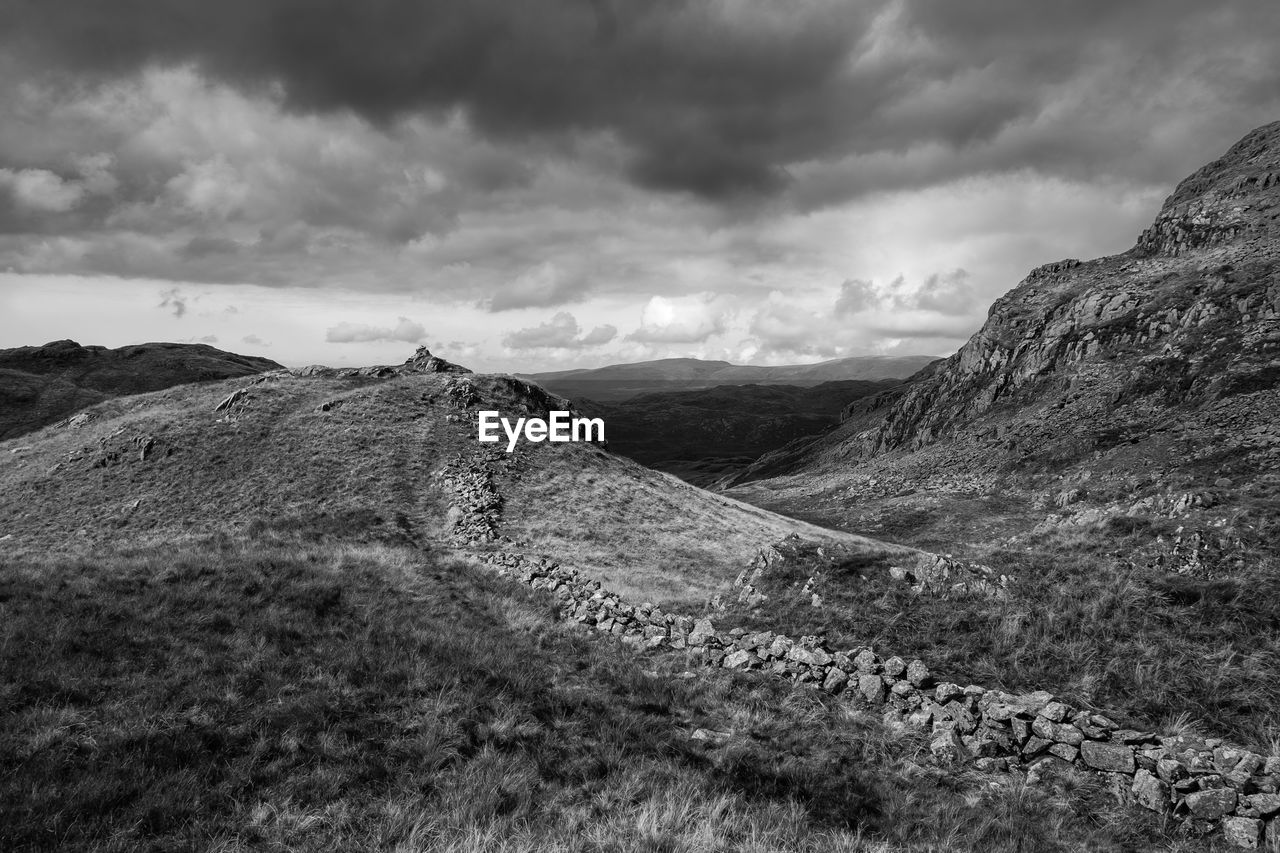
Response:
[[325, 316, 427, 344], [503, 312, 618, 350], [628, 294, 731, 344]]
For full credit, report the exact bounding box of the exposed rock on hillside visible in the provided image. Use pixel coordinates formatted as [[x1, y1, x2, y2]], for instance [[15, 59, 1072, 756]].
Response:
[[842, 120, 1280, 467], [727, 121, 1280, 549]]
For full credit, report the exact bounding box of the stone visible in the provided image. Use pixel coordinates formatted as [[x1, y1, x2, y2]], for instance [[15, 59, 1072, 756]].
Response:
[[1111, 729, 1158, 745], [906, 659, 931, 687], [858, 674, 886, 705], [853, 649, 880, 673], [1048, 743, 1079, 763], [907, 707, 934, 729], [1183, 788, 1237, 820], [1010, 717, 1033, 747], [1228, 753, 1266, 787], [1214, 745, 1245, 772], [1244, 793, 1280, 817], [822, 667, 849, 694], [931, 725, 971, 765], [1022, 736, 1052, 756], [786, 646, 833, 667], [722, 650, 756, 669], [1080, 741, 1135, 773], [882, 656, 907, 678], [1221, 816, 1263, 849], [1157, 759, 1189, 783], [1040, 701, 1071, 723], [766, 636, 793, 659], [1031, 717, 1084, 746], [934, 682, 964, 703], [687, 617, 717, 647], [1132, 769, 1171, 812]]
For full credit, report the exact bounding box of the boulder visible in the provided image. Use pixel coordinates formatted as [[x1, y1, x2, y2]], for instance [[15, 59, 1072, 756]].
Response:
[[1222, 817, 1264, 850], [1131, 770, 1171, 812], [1183, 788, 1237, 820], [1080, 741, 1135, 773]]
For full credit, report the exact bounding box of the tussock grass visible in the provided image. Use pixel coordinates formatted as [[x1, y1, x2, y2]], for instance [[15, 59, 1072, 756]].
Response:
[[715, 521, 1280, 747], [0, 537, 1213, 851], [502, 442, 907, 604]]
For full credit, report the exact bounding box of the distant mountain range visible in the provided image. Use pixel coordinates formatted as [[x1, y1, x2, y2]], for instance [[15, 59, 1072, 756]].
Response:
[[519, 355, 937, 401], [0, 340, 282, 441]]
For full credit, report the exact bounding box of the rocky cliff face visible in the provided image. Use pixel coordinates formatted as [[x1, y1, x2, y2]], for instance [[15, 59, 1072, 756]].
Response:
[[797, 121, 1280, 483]]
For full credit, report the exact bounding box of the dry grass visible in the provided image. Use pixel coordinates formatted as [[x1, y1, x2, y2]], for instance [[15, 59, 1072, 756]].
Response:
[[0, 370, 909, 607], [0, 533, 1220, 852], [709, 516, 1280, 749], [501, 440, 909, 604]]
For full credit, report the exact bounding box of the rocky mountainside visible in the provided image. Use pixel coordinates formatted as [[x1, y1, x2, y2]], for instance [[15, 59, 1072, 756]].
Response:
[[0, 339, 283, 441], [523, 354, 935, 401], [726, 120, 1280, 548]]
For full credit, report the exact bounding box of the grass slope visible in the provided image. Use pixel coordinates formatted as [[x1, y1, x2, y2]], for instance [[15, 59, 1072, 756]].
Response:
[[712, 517, 1280, 750], [0, 371, 903, 605], [0, 534, 1219, 852]]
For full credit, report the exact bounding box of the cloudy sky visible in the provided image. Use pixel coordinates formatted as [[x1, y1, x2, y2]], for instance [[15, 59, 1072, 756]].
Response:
[[1, 1, 1278, 371]]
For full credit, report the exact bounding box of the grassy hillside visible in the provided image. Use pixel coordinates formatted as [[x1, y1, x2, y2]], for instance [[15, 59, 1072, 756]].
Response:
[[0, 534, 1217, 852], [0, 369, 901, 604]]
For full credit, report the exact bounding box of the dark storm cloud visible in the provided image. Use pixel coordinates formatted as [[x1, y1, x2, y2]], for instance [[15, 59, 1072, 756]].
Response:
[[2, 0, 1278, 207], [0, 0, 877, 201]]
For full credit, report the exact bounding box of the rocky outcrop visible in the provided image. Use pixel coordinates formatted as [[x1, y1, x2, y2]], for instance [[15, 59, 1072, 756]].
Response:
[[480, 548, 1280, 848], [742, 121, 1280, 494], [292, 346, 472, 380], [887, 552, 1009, 598]]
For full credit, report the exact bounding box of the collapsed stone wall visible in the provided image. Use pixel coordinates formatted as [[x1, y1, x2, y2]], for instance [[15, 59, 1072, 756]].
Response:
[[437, 453, 504, 544], [477, 549, 1280, 849], [888, 551, 1010, 597]]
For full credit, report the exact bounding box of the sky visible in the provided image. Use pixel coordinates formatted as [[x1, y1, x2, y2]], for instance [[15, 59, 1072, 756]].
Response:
[[1, 1, 1278, 372]]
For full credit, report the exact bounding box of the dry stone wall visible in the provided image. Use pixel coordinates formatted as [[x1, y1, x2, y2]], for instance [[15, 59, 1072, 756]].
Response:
[[477, 548, 1280, 849]]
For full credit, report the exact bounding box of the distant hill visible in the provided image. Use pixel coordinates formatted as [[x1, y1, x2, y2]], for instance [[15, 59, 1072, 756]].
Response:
[[577, 379, 901, 486], [0, 339, 283, 441], [520, 355, 937, 401]]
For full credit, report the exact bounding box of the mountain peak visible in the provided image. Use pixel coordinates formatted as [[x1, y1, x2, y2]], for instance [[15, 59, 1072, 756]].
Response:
[[1136, 119, 1280, 257]]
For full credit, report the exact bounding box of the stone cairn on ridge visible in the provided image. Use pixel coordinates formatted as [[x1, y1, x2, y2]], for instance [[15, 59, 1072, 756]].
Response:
[[477, 548, 1280, 849]]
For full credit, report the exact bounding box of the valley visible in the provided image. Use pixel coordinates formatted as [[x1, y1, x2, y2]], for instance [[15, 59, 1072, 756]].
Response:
[[5, 120, 1280, 851]]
